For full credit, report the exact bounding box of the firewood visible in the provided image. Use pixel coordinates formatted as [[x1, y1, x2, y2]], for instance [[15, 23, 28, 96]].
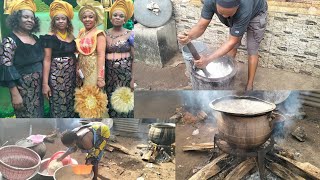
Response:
[[182, 112, 199, 124], [108, 143, 132, 155], [182, 143, 214, 152], [150, 148, 158, 163], [105, 146, 114, 152], [172, 143, 175, 148], [267, 162, 305, 180], [188, 153, 228, 180], [136, 144, 149, 149], [275, 154, 320, 179], [44, 131, 58, 143], [197, 111, 208, 121], [224, 158, 255, 180], [142, 149, 154, 162], [273, 144, 295, 160]]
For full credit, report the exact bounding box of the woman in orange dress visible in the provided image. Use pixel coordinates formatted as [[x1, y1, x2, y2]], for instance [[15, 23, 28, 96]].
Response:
[[76, 0, 106, 88]]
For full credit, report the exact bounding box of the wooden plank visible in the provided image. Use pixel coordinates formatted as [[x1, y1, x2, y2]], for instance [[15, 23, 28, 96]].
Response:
[[142, 149, 154, 162], [108, 143, 132, 155], [275, 154, 320, 179], [267, 162, 305, 180], [182, 143, 214, 152], [136, 144, 149, 149], [188, 153, 228, 180], [224, 158, 255, 180]]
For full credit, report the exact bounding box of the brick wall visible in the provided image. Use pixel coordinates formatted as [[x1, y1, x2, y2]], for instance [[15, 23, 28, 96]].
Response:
[[172, 0, 320, 77]]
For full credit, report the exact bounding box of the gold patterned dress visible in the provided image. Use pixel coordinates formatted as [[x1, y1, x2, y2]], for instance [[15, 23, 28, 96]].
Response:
[[75, 28, 105, 86], [74, 28, 107, 118]]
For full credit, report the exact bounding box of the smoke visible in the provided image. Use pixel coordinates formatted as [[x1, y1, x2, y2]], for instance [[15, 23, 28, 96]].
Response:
[[277, 91, 303, 130], [180, 90, 233, 113], [56, 118, 82, 132], [281, 91, 303, 115]]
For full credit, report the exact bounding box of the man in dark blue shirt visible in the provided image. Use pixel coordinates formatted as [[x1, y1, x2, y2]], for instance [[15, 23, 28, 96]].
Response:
[[178, 0, 267, 90]]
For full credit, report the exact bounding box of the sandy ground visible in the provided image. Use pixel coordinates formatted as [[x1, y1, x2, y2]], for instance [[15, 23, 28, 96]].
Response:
[[43, 136, 175, 180], [175, 105, 320, 179], [134, 52, 320, 90], [0, 120, 175, 180]]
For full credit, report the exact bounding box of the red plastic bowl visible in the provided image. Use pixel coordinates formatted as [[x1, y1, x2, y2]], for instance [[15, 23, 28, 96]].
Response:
[[48, 151, 71, 166]]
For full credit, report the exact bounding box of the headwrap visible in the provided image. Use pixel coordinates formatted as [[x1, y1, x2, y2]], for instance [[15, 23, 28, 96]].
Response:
[[77, 0, 104, 25], [50, 0, 74, 20], [7, 0, 37, 15], [109, 0, 134, 22], [216, 0, 240, 8]]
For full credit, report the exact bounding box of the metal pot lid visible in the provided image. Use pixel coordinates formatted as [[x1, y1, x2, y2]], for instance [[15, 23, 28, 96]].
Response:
[[134, 0, 173, 28], [242, 91, 291, 105], [261, 91, 291, 105], [15, 138, 37, 148], [209, 96, 276, 116]]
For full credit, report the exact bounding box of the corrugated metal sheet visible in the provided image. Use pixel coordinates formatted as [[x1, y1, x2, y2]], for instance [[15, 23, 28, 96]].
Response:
[[299, 91, 320, 108], [113, 118, 141, 133]]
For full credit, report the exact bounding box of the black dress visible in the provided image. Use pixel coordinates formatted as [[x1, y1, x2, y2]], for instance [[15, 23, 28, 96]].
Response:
[[105, 30, 134, 118], [41, 35, 77, 118], [0, 33, 44, 118]]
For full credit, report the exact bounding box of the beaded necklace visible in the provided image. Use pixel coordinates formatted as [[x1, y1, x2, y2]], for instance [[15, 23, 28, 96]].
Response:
[[57, 31, 68, 40]]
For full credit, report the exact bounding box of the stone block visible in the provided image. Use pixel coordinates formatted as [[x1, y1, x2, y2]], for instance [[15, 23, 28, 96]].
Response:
[[135, 19, 179, 67]]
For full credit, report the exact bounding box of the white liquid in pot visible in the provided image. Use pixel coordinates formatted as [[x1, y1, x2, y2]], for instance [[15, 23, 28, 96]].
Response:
[[57, 174, 92, 180], [212, 99, 274, 114], [196, 62, 233, 78]]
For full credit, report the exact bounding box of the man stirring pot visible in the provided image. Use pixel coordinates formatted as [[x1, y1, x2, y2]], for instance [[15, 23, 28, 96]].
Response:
[[178, 0, 268, 90]]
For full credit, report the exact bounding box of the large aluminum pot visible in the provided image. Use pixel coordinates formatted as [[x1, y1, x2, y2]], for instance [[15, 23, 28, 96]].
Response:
[[16, 139, 46, 159], [53, 165, 93, 180], [33, 158, 78, 180], [210, 96, 276, 149], [148, 123, 176, 145], [182, 41, 237, 90]]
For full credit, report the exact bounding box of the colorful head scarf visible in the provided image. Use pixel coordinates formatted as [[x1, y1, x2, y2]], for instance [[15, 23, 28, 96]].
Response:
[[109, 0, 134, 22], [77, 0, 104, 25], [50, 0, 74, 20], [7, 0, 37, 15]]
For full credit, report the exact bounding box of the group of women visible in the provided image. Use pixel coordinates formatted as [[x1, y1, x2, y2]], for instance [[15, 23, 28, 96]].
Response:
[[0, 0, 134, 118]]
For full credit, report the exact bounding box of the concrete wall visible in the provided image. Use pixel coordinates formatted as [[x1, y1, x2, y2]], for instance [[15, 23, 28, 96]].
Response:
[[172, 0, 320, 77]]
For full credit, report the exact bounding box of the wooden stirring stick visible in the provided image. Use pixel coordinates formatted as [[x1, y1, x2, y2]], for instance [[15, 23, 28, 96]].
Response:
[[186, 42, 211, 77]]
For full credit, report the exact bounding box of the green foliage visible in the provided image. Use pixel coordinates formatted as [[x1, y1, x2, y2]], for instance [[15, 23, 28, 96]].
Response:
[[42, 0, 78, 8], [0, 107, 14, 118], [34, 0, 50, 12], [0, 94, 50, 118], [124, 19, 134, 30]]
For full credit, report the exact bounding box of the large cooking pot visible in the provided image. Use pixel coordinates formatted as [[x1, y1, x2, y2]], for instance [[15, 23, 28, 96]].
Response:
[[15, 139, 46, 159], [32, 158, 78, 180], [53, 165, 93, 180], [210, 96, 276, 149], [182, 41, 237, 90], [148, 123, 175, 145]]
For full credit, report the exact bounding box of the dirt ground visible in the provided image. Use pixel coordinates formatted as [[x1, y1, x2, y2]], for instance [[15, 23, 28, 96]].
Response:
[[175, 105, 320, 180], [44, 136, 175, 180], [0, 120, 175, 180], [134, 52, 320, 90]]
